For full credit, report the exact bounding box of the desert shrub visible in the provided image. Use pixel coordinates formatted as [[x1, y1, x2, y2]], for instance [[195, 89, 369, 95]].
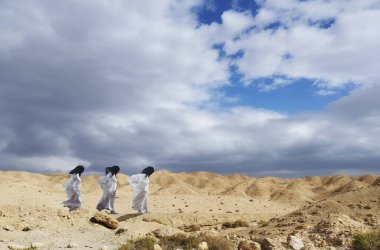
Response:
[[159, 234, 200, 250], [201, 235, 233, 250], [222, 221, 233, 228], [250, 237, 265, 245], [118, 236, 156, 250], [352, 231, 380, 250], [222, 219, 249, 228], [182, 224, 201, 232], [233, 219, 249, 227]]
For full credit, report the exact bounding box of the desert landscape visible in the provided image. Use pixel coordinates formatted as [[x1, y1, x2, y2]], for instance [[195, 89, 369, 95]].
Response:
[[1, 170, 380, 250]]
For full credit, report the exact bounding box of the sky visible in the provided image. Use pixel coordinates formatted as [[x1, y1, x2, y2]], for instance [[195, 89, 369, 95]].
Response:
[[1, 0, 380, 177]]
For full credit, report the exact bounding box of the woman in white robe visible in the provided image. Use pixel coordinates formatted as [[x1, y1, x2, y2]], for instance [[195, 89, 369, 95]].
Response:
[[63, 165, 84, 211], [128, 166, 154, 214], [96, 167, 111, 211], [96, 166, 119, 214]]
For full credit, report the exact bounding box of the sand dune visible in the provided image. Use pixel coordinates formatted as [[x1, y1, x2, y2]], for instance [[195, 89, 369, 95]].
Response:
[[1, 170, 379, 249], [150, 171, 379, 202]]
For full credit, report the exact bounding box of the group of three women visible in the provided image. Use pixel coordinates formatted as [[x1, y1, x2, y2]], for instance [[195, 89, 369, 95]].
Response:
[[62, 165, 155, 214]]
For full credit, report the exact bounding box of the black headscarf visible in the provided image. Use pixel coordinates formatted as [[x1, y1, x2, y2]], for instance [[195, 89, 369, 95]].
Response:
[[69, 165, 85, 176], [105, 167, 111, 175], [109, 165, 120, 176], [142, 166, 154, 177]]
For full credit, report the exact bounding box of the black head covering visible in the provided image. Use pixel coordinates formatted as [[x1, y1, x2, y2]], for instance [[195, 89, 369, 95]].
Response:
[[69, 165, 85, 176], [142, 166, 154, 177], [105, 167, 111, 175], [110, 165, 120, 176]]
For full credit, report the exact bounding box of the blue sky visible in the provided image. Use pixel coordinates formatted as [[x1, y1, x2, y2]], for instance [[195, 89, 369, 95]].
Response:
[[0, 0, 380, 176], [195, 0, 354, 115], [196, 0, 259, 25], [218, 79, 350, 114]]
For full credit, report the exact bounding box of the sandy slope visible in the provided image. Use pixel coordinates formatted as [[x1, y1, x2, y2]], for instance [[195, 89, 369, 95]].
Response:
[[242, 183, 380, 248], [0, 170, 379, 249]]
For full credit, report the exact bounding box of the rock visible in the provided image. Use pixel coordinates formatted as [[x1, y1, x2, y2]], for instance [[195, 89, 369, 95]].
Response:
[[116, 230, 141, 241], [261, 238, 275, 250], [7, 243, 28, 250], [31, 242, 44, 248], [364, 214, 377, 226], [152, 227, 176, 238], [261, 237, 287, 250], [252, 242, 261, 250], [90, 212, 119, 229], [287, 235, 304, 250], [67, 242, 78, 248], [115, 227, 128, 235], [313, 213, 368, 246], [314, 214, 368, 235], [22, 226, 32, 231], [309, 234, 322, 246], [199, 228, 219, 237], [238, 241, 250, 250], [3, 225, 14, 231], [301, 245, 317, 250], [154, 244, 163, 250], [238, 240, 261, 250], [198, 241, 208, 250], [100, 246, 108, 250]]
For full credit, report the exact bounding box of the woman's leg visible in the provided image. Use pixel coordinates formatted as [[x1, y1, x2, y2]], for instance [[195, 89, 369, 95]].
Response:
[[66, 193, 81, 211], [98, 189, 113, 211], [142, 195, 148, 213], [109, 191, 117, 214], [132, 190, 147, 213]]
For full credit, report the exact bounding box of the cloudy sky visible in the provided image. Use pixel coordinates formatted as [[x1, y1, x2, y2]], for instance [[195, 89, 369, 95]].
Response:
[[1, 0, 380, 176]]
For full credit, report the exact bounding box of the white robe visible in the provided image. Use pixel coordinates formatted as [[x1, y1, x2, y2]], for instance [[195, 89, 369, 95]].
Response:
[[63, 174, 81, 211], [96, 173, 117, 211], [128, 173, 149, 213]]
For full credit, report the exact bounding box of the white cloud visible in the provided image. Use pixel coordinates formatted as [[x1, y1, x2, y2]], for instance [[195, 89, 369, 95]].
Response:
[[198, 10, 254, 44], [316, 89, 337, 96], [257, 77, 294, 92], [0, 0, 380, 177], [209, 0, 380, 90], [0, 154, 90, 173]]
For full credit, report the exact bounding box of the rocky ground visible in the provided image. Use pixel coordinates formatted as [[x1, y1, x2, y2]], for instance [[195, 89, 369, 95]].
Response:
[[1, 171, 379, 250]]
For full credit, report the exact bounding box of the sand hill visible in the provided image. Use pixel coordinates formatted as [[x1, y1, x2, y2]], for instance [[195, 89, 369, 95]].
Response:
[[0, 170, 379, 249]]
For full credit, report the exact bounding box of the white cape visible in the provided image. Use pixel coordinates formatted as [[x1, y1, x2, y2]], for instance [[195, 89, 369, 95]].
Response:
[[63, 174, 81, 211], [128, 173, 149, 213], [96, 173, 117, 211]]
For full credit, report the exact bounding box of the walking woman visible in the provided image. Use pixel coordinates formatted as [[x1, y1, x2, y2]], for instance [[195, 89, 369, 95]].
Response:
[[96, 167, 111, 209], [128, 166, 154, 214], [63, 165, 84, 211], [96, 165, 119, 214]]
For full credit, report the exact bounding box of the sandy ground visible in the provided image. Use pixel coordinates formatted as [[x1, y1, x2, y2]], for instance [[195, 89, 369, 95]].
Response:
[[1, 171, 379, 250]]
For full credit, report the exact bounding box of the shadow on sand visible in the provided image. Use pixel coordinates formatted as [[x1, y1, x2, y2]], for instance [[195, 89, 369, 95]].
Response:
[[117, 213, 142, 222]]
